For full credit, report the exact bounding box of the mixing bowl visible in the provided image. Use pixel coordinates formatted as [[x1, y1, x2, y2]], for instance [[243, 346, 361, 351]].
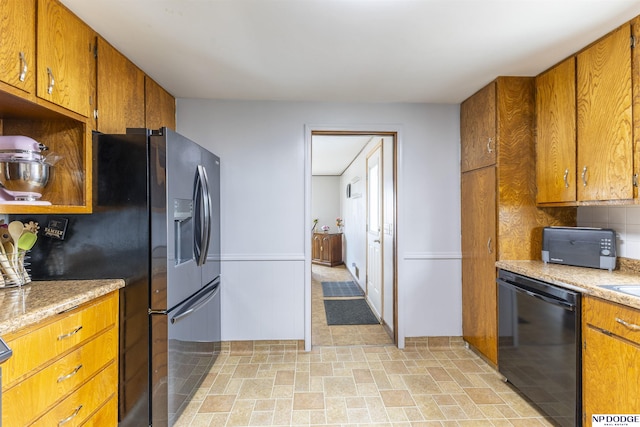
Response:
[[0, 161, 50, 194]]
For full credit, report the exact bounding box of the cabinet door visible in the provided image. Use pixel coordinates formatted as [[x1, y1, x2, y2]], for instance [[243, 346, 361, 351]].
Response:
[[145, 76, 176, 130], [0, 0, 35, 93], [536, 57, 577, 204], [36, 0, 96, 118], [583, 325, 640, 425], [577, 24, 633, 201], [96, 37, 145, 133], [460, 82, 496, 172], [312, 235, 322, 261], [321, 235, 332, 263], [461, 166, 497, 365]]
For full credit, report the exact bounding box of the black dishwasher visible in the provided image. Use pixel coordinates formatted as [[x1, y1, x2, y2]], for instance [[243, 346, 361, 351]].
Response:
[[497, 269, 581, 427]]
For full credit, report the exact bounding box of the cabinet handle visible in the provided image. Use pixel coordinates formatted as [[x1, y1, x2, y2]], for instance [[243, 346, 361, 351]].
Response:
[[47, 67, 55, 94], [615, 317, 640, 331], [581, 166, 588, 186], [57, 325, 83, 340], [563, 169, 569, 188], [18, 51, 27, 82], [486, 137, 494, 153], [58, 405, 83, 426], [57, 364, 83, 383], [487, 238, 493, 254]]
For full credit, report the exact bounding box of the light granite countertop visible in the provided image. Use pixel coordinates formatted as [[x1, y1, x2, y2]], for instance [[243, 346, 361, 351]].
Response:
[[496, 260, 640, 310], [0, 279, 125, 337]]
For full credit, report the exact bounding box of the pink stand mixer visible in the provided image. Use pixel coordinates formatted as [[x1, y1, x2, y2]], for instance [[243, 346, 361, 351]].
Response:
[[0, 135, 54, 205]]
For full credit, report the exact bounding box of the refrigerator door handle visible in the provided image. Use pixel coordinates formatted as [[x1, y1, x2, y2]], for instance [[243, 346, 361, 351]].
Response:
[[170, 284, 219, 324], [193, 165, 211, 266], [200, 165, 213, 260]]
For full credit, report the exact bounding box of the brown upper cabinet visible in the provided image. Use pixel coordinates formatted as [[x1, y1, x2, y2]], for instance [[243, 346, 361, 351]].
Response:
[[577, 24, 633, 202], [36, 0, 97, 118], [537, 24, 634, 205], [96, 37, 145, 134], [0, 0, 36, 94], [460, 82, 496, 172], [145, 77, 176, 130], [536, 57, 577, 204]]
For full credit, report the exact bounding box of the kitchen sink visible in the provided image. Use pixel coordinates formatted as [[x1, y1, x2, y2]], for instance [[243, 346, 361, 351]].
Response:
[[601, 284, 640, 297]]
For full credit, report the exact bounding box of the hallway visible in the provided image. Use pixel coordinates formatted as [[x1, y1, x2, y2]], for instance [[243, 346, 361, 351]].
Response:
[[311, 264, 393, 347]]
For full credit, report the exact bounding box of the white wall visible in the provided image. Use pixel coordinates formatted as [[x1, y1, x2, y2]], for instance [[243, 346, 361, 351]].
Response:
[[311, 176, 340, 233], [578, 206, 640, 259], [176, 99, 461, 345]]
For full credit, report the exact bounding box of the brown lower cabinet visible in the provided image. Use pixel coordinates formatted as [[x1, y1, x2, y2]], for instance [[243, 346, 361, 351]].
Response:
[[582, 296, 640, 426], [312, 233, 343, 267], [1, 292, 119, 426]]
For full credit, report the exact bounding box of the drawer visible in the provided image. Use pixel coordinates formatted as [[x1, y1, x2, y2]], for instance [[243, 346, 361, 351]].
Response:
[[584, 296, 640, 344], [84, 395, 118, 427], [2, 292, 117, 388], [30, 361, 117, 427], [2, 326, 117, 426]]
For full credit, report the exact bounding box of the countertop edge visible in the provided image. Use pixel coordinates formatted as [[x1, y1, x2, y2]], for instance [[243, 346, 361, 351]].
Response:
[[496, 260, 640, 310], [0, 279, 125, 337]]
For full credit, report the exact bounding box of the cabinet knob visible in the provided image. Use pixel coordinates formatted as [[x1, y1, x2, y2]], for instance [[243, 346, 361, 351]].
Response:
[[563, 169, 569, 188], [487, 238, 493, 254], [581, 166, 588, 187]]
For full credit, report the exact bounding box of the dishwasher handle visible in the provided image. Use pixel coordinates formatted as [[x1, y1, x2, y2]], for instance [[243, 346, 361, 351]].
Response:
[[497, 278, 576, 311]]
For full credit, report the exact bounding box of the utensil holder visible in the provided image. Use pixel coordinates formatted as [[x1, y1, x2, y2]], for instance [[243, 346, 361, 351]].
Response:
[[0, 251, 31, 287]]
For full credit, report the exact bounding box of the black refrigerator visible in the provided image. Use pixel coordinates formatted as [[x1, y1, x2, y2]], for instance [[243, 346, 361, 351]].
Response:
[[17, 127, 221, 426]]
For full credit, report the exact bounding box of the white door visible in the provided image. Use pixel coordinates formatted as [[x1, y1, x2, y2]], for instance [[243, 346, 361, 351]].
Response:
[[366, 145, 383, 319]]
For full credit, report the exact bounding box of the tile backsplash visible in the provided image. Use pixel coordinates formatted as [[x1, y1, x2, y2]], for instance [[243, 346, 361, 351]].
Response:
[[578, 206, 640, 260]]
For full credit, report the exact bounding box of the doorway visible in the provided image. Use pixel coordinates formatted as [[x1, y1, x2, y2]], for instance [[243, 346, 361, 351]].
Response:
[[308, 130, 397, 348]]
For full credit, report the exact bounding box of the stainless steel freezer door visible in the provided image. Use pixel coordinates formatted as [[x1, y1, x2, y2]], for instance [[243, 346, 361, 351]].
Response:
[[151, 279, 221, 426]]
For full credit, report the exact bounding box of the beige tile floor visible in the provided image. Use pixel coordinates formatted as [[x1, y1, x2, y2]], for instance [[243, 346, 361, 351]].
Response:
[[311, 264, 394, 346], [175, 264, 556, 426]]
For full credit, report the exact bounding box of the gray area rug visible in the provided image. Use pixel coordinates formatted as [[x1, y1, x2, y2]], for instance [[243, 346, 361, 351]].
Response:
[[324, 299, 379, 325], [321, 281, 364, 298]]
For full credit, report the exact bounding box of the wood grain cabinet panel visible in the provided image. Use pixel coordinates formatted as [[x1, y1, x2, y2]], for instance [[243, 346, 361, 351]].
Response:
[[460, 77, 576, 366], [145, 76, 176, 130], [461, 166, 497, 364], [576, 24, 633, 202], [536, 57, 577, 204], [96, 37, 145, 133], [582, 297, 640, 426], [460, 82, 496, 172], [1, 292, 119, 427], [0, 0, 35, 94], [36, 0, 97, 118]]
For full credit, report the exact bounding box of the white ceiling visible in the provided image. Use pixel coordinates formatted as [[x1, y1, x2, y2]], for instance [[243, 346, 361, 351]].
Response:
[[61, 0, 640, 104], [60, 0, 640, 175], [312, 135, 373, 175]]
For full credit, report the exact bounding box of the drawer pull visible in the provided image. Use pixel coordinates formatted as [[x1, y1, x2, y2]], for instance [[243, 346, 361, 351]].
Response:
[[58, 404, 83, 426], [57, 364, 83, 383], [57, 326, 83, 340], [616, 317, 640, 331]]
